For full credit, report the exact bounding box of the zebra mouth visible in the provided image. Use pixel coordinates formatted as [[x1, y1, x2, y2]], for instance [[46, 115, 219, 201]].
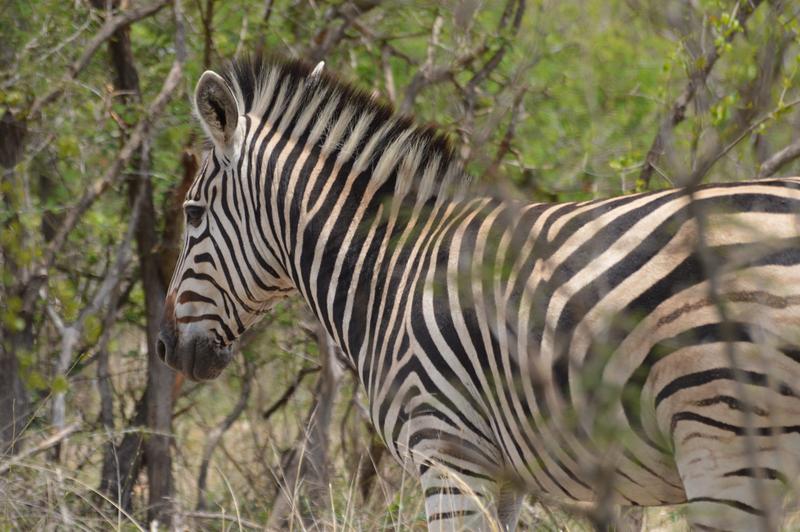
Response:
[[188, 336, 233, 381], [157, 330, 233, 381]]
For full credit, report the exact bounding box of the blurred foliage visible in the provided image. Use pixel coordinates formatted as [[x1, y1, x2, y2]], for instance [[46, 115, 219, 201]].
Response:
[[1, 0, 800, 529]]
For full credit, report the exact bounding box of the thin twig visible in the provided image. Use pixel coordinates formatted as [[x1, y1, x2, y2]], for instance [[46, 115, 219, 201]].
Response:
[[0, 423, 81, 475], [685, 97, 800, 184], [29, 0, 171, 118], [261, 366, 321, 421]]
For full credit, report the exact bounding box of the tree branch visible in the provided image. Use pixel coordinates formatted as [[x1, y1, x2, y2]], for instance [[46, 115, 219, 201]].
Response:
[[29, 0, 171, 119], [758, 138, 800, 177], [261, 366, 321, 421], [0, 423, 81, 476], [638, 0, 765, 188], [21, 25, 185, 317], [686, 97, 800, 185]]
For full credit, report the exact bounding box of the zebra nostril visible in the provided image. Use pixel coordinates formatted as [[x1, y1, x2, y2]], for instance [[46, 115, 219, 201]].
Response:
[[157, 336, 169, 362]]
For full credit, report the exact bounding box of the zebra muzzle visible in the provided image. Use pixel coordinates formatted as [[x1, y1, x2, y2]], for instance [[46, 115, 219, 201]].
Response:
[[157, 327, 233, 381]]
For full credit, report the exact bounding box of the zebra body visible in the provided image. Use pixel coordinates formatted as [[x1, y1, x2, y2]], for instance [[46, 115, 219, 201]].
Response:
[[158, 56, 800, 530]]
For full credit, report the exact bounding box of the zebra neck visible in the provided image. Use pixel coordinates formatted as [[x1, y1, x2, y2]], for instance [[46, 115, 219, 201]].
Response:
[[283, 138, 469, 369]]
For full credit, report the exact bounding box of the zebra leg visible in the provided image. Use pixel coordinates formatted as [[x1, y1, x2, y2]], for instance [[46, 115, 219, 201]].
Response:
[[495, 480, 524, 531], [418, 463, 501, 531]]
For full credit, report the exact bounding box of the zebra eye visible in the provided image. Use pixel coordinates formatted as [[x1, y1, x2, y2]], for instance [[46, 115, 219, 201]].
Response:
[[184, 204, 205, 227]]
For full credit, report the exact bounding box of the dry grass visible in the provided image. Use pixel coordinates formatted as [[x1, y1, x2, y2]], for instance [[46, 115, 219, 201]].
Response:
[[1, 314, 794, 531], [0, 423, 693, 531]]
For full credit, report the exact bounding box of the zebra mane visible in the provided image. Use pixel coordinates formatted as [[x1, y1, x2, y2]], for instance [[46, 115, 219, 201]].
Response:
[[220, 54, 468, 203]]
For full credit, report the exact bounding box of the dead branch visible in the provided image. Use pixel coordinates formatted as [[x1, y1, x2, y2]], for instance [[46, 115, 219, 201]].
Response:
[[0, 423, 81, 476], [306, 0, 381, 63], [758, 138, 800, 177], [458, 0, 526, 163], [399, 0, 524, 117], [485, 85, 527, 180], [261, 365, 321, 421]]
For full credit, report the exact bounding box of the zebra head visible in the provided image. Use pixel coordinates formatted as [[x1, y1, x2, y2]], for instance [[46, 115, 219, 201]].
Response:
[[157, 68, 296, 380]]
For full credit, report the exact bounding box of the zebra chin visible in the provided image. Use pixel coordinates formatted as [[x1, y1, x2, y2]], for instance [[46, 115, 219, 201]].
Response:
[[156, 327, 233, 381]]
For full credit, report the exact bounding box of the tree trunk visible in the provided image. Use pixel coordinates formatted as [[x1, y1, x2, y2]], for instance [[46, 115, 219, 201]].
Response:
[[92, 3, 176, 524], [0, 327, 31, 456], [0, 110, 31, 456]]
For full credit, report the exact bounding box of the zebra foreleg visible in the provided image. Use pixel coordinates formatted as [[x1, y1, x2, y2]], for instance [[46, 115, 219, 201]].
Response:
[[495, 480, 524, 531]]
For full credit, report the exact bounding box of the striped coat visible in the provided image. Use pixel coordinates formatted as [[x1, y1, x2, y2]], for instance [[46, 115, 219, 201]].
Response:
[[158, 56, 800, 530]]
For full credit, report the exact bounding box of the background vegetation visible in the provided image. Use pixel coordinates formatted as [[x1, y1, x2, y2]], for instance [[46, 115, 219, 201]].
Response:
[[2, 0, 800, 529]]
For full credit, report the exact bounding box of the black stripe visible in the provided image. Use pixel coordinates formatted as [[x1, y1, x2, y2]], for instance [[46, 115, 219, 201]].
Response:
[[670, 411, 800, 437], [687, 496, 765, 516], [423, 486, 483, 498], [656, 368, 797, 408], [427, 510, 478, 522], [723, 467, 786, 482]]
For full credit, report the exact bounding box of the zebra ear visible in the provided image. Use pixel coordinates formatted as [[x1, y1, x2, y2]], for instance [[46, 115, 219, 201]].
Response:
[[310, 61, 325, 80], [194, 70, 239, 150]]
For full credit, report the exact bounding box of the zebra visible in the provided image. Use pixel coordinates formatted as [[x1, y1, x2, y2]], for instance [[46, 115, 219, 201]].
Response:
[[157, 55, 800, 531]]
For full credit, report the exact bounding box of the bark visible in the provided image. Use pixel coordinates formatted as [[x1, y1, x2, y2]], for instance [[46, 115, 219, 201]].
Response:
[[97, 127, 193, 519], [137, 143, 176, 527]]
